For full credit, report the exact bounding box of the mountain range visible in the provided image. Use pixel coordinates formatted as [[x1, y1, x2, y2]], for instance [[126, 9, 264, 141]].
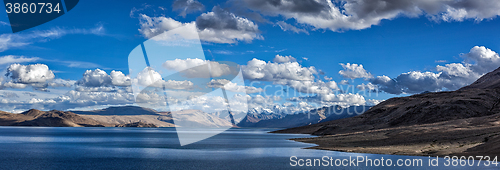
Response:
[[275, 66, 500, 157], [0, 104, 372, 128], [238, 105, 370, 128]]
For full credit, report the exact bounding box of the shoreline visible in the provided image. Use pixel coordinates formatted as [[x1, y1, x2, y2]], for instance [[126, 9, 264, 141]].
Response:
[[277, 116, 500, 158]]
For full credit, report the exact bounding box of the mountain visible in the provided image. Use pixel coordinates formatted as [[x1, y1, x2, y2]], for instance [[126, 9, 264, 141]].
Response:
[[2, 109, 112, 127], [274, 66, 500, 157], [0, 105, 371, 128], [238, 105, 371, 128], [460, 67, 500, 90], [72, 106, 159, 115]]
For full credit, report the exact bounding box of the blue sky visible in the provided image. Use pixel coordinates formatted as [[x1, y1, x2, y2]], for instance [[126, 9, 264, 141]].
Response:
[[1, 0, 500, 113]]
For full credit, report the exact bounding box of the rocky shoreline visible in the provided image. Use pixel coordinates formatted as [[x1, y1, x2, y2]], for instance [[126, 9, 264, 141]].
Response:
[[281, 113, 500, 158]]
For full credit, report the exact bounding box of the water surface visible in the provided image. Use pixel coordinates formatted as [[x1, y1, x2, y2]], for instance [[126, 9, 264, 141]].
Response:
[[0, 127, 495, 169]]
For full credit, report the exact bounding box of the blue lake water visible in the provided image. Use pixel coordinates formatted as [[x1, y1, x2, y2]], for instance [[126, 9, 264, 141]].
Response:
[[0, 127, 496, 170]]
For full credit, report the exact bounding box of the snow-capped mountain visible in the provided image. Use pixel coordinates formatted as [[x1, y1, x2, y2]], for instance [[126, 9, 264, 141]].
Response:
[[238, 105, 372, 128]]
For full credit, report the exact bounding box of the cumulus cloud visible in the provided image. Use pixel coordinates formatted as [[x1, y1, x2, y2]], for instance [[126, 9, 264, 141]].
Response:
[[289, 92, 366, 107], [0, 64, 73, 91], [276, 79, 338, 94], [138, 6, 262, 44], [134, 67, 163, 87], [240, 56, 369, 107], [242, 58, 317, 81], [371, 46, 500, 94], [0, 89, 138, 112], [133, 67, 194, 90], [76, 69, 111, 87], [110, 71, 132, 86], [241, 0, 500, 32], [196, 6, 263, 43], [338, 63, 373, 79], [162, 58, 236, 78], [77, 69, 131, 87], [6, 64, 55, 84], [272, 54, 297, 63], [173, 0, 205, 17]]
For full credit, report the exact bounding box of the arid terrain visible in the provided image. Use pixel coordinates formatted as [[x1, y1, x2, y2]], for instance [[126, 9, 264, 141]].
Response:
[[0, 109, 159, 127], [275, 67, 500, 157]]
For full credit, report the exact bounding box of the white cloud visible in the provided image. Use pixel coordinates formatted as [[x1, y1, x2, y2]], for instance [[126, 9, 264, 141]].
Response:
[[6, 64, 55, 84], [0, 26, 105, 52], [2, 82, 28, 89], [356, 82, 378, 91], [48, 79, 76, 88], [0, 66, 70, 90], [162, 58, 235, 78], [0, 89, 136, 112], [0, 55, 39, 65], [75, 86, 119, 92], [133, 67, 194, 90], [338, 63, 372, 79], [366, 99, 384, 106], [134, 67, 163, 87], [371, 46, 500, 94], [339, 80, 349, 85], [138, 6, 262, 44], [272, 54, 297, 63], [77, 69, 131, 87], [207, 79, 263, 94], [241, 0, 500, 32], [110, 71, 132, 87], [241, 56, 368, 108], [62, 60, 102, 68], [76, 69, 112, 87], [164, 80, 194, 90], [242, 58, 317, 81], [288, 92, 366, 107]]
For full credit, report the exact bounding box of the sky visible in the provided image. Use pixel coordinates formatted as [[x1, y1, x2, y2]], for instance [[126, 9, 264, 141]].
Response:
[[1, 0, 500, 113]]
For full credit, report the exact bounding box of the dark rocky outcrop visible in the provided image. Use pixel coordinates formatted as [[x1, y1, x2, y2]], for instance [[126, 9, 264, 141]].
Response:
[[115, 122, 158, 128]]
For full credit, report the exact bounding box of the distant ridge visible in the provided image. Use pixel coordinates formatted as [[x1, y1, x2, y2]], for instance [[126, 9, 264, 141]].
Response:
[[238, 105, 370, 128], [0, 109, 171, 127], [0, 105, 372, 128], [6, 109, 109, 127], [72, 106, 160, 115]]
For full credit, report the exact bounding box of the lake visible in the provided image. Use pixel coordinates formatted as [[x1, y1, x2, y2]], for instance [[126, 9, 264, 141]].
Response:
[[0, 127, 496, 169]]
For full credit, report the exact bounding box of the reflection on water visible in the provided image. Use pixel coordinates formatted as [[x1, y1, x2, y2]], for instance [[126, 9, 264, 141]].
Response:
[[0, 127, 495, 170]]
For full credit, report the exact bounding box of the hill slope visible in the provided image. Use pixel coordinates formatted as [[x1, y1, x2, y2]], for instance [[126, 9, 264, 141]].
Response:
[[6, 109, 112, 127], [275, 66, 500, 157]]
